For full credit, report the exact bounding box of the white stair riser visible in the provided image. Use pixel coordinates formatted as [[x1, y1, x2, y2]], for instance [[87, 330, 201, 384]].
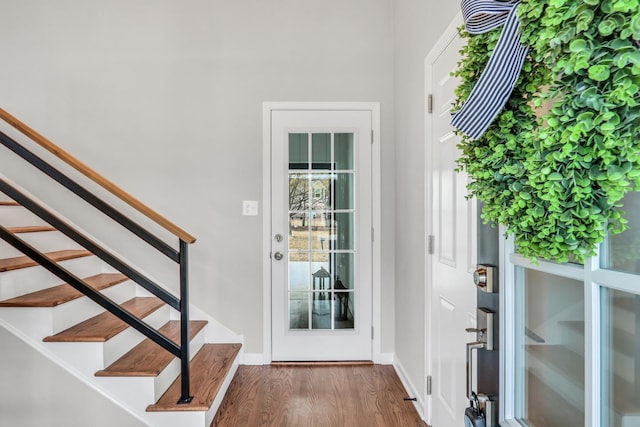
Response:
[[0, 231, 84, 259], [103, 306, 171, 367], [51, 281, 137, 334], [0, 307, 57, 339], [0, 206, 49, 227], [44, 341, 106, 377], [146, 411, 205, 427], [0, 256, 103, 300]]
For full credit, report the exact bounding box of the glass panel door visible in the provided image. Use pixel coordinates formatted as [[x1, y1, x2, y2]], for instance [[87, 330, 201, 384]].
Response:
[[270, 109, 373, 362]]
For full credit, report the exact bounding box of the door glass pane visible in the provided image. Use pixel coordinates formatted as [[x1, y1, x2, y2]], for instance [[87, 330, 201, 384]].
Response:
[[289, 252, 309, 291], [310, 174, 331, 210], [601, 287, 640, 426], [287, 131, 356, 332], [601, 191, 640, 275], [335, 292, 354, 329], [334, 173, 354, 210], [289, 292, 309, 329], [289, 212, 310, 252], [289, 133, 309, 169], [312, 133, 331, 170], [515, 268, 585, 427], [289, 174, 309, 211], [334, 133, 354, 170], [334, 253, 354, 290], [311, 292, 332, 330], [334, 212, 355, 250]]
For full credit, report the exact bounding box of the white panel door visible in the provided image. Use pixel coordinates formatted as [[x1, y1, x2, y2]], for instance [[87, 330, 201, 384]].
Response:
[[428, 18, 479, 427], [270, 109, 373, 361]]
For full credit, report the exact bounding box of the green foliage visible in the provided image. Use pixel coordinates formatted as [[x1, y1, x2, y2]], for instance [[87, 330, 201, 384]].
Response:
[[453, 0, 640, 263]]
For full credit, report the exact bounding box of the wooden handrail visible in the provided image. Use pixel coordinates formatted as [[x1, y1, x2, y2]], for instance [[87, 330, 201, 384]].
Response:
[[0, 108, 196, 244]]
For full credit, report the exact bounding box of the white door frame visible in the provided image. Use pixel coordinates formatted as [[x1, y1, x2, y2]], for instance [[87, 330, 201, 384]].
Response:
[[424, 12, 464, 425], [262, 102, 382, 364]]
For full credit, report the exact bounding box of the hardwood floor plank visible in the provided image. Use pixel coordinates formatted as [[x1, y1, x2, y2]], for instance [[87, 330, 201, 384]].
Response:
[[146, 343, 242, 412], [212, 365, 428, 427], [96, 320, 208, 377], [0, 201, 19, 206], [0, 249, 92, 272], [43, 297, 164, 342], [0, 273, 128, 307]]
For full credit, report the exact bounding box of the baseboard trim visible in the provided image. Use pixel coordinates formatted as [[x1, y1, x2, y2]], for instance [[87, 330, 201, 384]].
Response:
[[393, 356, 426, 421], [379, 352, 394, 365], [242, 353, 391, 366], [242, 353, 265, 365]]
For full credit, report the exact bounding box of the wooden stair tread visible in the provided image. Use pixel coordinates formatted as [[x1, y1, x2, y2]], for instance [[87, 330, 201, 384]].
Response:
[[6, 226, 56, 233], [96, 320, 208, 377], [0, 201, 19, 206], [0, 273, 128, 307], [0, 249, 92, 272], [147, 343, 242, 412], [43, 297, 164, 342]]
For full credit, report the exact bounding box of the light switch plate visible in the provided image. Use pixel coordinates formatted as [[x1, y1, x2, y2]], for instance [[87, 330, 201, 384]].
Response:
[[242, 200, 258, 216]]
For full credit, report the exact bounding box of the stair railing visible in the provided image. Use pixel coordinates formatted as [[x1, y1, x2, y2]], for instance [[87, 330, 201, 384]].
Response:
[[0, 109, 195, 404]]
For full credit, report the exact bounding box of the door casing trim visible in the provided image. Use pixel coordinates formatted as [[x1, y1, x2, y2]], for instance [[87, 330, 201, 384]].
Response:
[[262, 102, 381, 364]]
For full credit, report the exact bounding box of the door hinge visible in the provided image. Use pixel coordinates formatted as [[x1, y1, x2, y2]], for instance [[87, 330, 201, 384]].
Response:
[[428, 235, 435, 255], [371, 227, 375, 242], [427, 375, 432, 395], [371, 326, 374, 340], [371, 129, 374, 144], [428, 94, 433, 114]]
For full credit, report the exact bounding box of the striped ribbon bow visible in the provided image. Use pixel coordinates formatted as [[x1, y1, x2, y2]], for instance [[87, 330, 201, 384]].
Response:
[[450, 0, 529, 140]]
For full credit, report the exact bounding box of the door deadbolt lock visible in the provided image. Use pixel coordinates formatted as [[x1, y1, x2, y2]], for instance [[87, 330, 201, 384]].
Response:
[[273, 251, 284, 261], [473, 264, 496, 293]]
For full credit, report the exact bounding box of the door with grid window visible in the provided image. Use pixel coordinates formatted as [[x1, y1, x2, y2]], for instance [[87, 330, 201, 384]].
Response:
[[270, 109, 372, 361]]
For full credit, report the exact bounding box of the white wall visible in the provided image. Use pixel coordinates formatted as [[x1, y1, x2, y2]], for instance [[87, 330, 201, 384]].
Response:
[[0, 327, 146, 427], [0, 0, 395, 357], [392, 0, 459, 403]]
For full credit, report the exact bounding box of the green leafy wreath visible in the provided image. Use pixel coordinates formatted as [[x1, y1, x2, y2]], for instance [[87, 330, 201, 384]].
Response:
[[453, 0, 640, 263]]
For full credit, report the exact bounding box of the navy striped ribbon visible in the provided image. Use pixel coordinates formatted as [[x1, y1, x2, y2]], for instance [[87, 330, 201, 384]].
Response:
[[450, 0, 529, 140]]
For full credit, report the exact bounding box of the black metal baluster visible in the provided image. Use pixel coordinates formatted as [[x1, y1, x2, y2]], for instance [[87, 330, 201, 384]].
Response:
[[178, 239, 193, 404]]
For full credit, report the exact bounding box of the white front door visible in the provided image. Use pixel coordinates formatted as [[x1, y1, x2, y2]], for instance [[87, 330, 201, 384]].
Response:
[[269, 108, 373, 361], [427, 14, 479, 427]]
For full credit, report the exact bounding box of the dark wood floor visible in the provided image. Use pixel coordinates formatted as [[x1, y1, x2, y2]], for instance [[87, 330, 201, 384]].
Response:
[[212, 364, 428, 427]]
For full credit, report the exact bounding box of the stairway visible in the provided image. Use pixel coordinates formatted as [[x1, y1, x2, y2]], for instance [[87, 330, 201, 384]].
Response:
[[0, 197, 243, 427]]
